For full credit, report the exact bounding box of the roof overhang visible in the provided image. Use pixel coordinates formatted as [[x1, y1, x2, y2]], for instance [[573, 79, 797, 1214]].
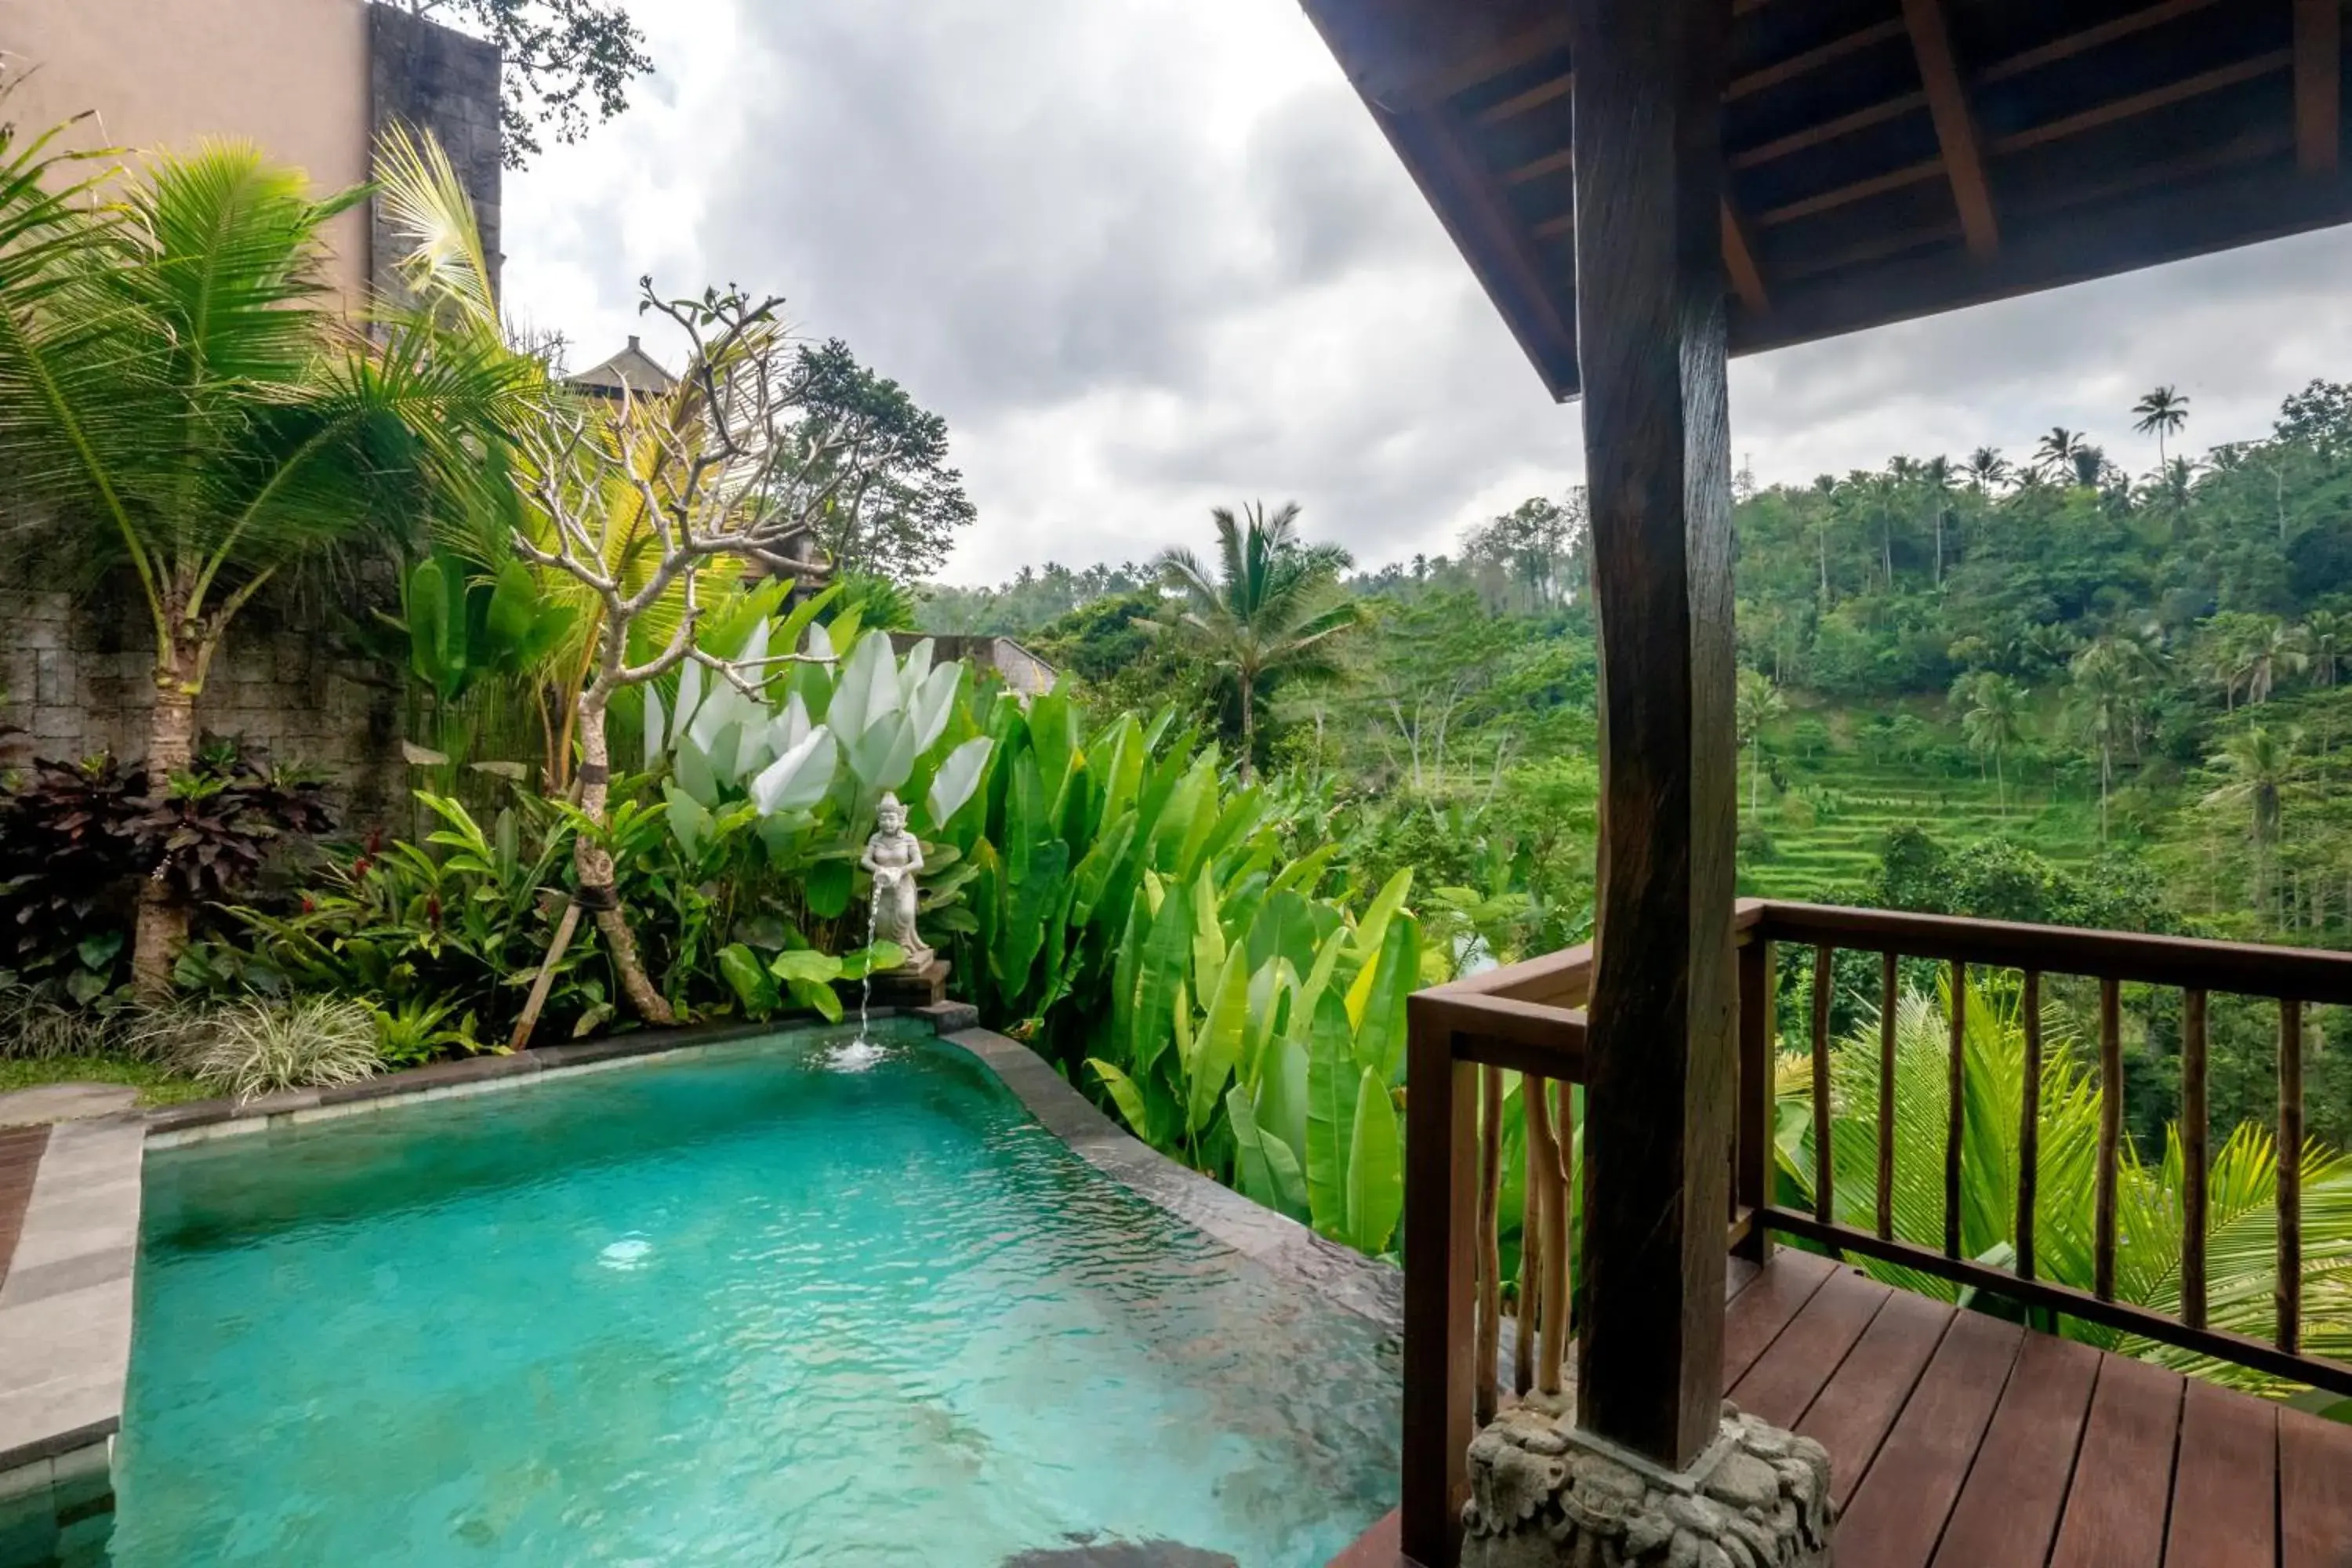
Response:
[[1301, 0, 2352, 401]]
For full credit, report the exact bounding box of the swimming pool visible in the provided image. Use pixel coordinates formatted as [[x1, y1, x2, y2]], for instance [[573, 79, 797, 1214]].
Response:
[[113, 1023, 1399, 1565]]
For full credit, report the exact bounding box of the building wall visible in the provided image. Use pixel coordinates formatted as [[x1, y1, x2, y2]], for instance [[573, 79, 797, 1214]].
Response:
[[368, 2, 503, 305], [0, 2, 498, 821], [0, 0, 376, 310], [0, 555, 405, 822]]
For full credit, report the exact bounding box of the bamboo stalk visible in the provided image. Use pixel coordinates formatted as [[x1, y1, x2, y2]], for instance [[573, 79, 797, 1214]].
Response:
[[1946, 960, 1966, 1259], [2182, 989, 2209, 1330], [1812, 943, 1836, 1229], [1877, 950, 1897, 1240], [1527, 1077, 1569, 1396], [1515, 1079, 1539, 1398], [2018, 971, 2042, 1282], [1475, 1065, 1504, 1425], [2279, 1000, 2304, 1353], [2096, 978, 2122, 1301]]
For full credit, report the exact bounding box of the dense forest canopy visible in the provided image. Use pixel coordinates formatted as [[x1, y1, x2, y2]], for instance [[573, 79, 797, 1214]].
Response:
[[920, 376, 2352, 1150]]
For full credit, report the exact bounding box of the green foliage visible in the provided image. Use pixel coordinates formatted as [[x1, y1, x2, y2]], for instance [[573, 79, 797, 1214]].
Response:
[[1782, 978, 2352, 1392], [164, 995, 383, 1102]]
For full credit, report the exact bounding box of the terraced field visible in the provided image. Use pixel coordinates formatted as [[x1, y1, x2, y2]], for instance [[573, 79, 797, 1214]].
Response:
[[1734, 748, 2102, 901]]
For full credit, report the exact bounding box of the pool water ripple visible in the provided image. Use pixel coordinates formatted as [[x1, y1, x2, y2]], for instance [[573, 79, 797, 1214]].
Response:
[[114, 1025, 1399, 1565]]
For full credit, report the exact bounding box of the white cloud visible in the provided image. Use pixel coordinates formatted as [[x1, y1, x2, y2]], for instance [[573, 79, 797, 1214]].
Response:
[[506, 2, 2352, 585]]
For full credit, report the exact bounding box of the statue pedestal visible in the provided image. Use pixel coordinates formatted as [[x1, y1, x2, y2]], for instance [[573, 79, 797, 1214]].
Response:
[[864, 958, 949, 1010]]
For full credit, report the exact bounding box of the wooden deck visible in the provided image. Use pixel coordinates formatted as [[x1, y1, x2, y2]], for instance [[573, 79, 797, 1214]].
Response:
[[0, 1122, 49, 1292], [1336, 1248, 2352, 1568]]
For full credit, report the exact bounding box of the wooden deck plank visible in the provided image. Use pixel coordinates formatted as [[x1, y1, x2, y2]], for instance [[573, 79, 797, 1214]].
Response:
[[2165, 1374, 2280, 1567], [1835, 1311, 2024, 1568], [1721, 1247, 1838, 1387], [2281, 1405, 2352, 1568], [1928, 1330, 2102, 1568], [1728, 1264, 1891, 1429], [1327, 1508, 1417, 1568], [2046, 1353, 2184, 1568], [1793, 1286, 1953, 1509], [0, 1123, 52, 1291]]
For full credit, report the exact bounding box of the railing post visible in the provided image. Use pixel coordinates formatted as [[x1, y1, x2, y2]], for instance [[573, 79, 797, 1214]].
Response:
[[1402, 993, 1478, 1568], [1735, 935, 1773, 1263]]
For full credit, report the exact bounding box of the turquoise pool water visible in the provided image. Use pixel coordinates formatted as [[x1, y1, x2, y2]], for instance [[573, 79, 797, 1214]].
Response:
[[115, 1025, 1399, 1566]]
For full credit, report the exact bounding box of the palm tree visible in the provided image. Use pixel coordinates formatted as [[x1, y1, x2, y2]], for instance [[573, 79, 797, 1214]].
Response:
[[2033, 426, 2086, 481], [1920, 454, 1955, 585], [2132, 385, 2191, 468], [1152, 502, 1367, 783], [1954, 670, 2030, 813], [1965, 446, 2011, 496], [1735, 668, 1786, 822], [2242, 619, 2309, 706], [2067, 641, 2143, 843], [1783, 979, 2352, 1392], [2307, 611, 2349, 688], [0, 129, 526, 990], [2205, 726, 2302, 923]]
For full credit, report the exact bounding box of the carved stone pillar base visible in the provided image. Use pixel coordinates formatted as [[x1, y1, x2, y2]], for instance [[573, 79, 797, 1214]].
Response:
[[1463, 1402, 1835, 1568]]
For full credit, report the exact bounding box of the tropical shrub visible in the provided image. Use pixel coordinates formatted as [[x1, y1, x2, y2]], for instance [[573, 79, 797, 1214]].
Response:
[[163, 995, 381, 1100], [1086, 862, 1422, 1255]]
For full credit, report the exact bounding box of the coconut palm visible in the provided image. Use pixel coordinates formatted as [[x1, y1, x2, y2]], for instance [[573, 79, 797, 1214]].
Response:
[[2205, 725, 2303, 923], [1152, 502, 1367, 783], [2034, 426, 2087, 481], [1781, 979, 2352, 1394], [1735, 667, 1786, 822], [2307, 611, 2349, 688], [1953, 670, 2031, 813], [1965, 445, 2010, 496], [2067, 641, 2143, 842], [0, 127, 529, 990], [2132, 385, 2191, 468], [2243, 619, 2310, 706]]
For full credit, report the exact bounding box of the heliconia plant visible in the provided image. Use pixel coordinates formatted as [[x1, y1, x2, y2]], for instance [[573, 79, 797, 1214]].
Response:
[[1086, 864, 1421, 1256]]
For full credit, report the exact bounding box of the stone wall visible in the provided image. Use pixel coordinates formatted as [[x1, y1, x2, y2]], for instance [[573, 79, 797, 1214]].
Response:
[[0, 559, 405, 824], [368, 4, 503, 304]]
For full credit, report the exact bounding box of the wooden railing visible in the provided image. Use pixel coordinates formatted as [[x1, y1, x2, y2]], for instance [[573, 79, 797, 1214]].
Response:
[[1741, 899, 2352, 1400], [1402, 942, 1592, 1567], [1399, 898, 2352, 1568]]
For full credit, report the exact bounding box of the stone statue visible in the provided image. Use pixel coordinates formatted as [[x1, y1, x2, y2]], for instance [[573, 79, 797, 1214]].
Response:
[[860, 793, 931, 972]]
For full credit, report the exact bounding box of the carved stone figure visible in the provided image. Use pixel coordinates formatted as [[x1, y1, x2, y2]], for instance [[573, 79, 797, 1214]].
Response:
[[861, 793, 931, 971]]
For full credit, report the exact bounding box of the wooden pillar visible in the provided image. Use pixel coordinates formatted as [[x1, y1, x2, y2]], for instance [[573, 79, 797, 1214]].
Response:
[[1570, 0, 1738, 1472]]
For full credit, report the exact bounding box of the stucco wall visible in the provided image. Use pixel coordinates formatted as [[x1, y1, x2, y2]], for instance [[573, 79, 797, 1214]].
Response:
[[0, 0, 376, 310]]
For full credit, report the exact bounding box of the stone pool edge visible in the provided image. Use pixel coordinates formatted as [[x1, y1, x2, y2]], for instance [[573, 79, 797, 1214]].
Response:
[[0, 1001, 1402, 1564], [940, 1026, 1404, 1335]]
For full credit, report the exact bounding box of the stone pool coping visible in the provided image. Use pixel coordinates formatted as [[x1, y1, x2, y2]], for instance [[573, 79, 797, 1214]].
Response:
[[941, 1028, 1403, 1333], [0, 1001, 1401, 1552]]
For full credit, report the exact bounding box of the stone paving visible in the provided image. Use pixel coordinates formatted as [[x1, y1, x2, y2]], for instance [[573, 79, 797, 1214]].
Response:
[[0, 1087, 138, 1131]]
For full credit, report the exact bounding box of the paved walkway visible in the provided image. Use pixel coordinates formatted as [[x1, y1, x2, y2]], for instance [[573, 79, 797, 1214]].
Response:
[[0, 1084, 140, 1130]]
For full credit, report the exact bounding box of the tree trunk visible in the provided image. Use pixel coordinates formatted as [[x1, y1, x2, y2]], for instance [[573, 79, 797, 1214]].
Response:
[[572, 687, 674, 1027], [1237, 673, 1255, 786], [130, 643, 202, 998]]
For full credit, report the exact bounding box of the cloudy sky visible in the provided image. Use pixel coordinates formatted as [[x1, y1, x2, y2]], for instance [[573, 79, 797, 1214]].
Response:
[[506, 0, 2352, 586]]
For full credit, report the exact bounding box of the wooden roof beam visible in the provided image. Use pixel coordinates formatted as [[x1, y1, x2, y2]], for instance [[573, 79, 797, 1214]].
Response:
[[1988, 50, 2292, 154], [2296, 0, 2341, 174], [1979, 0, 2226, 85], [1904, 0, 2001, 257], [1722, 198, 1771, 312]]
